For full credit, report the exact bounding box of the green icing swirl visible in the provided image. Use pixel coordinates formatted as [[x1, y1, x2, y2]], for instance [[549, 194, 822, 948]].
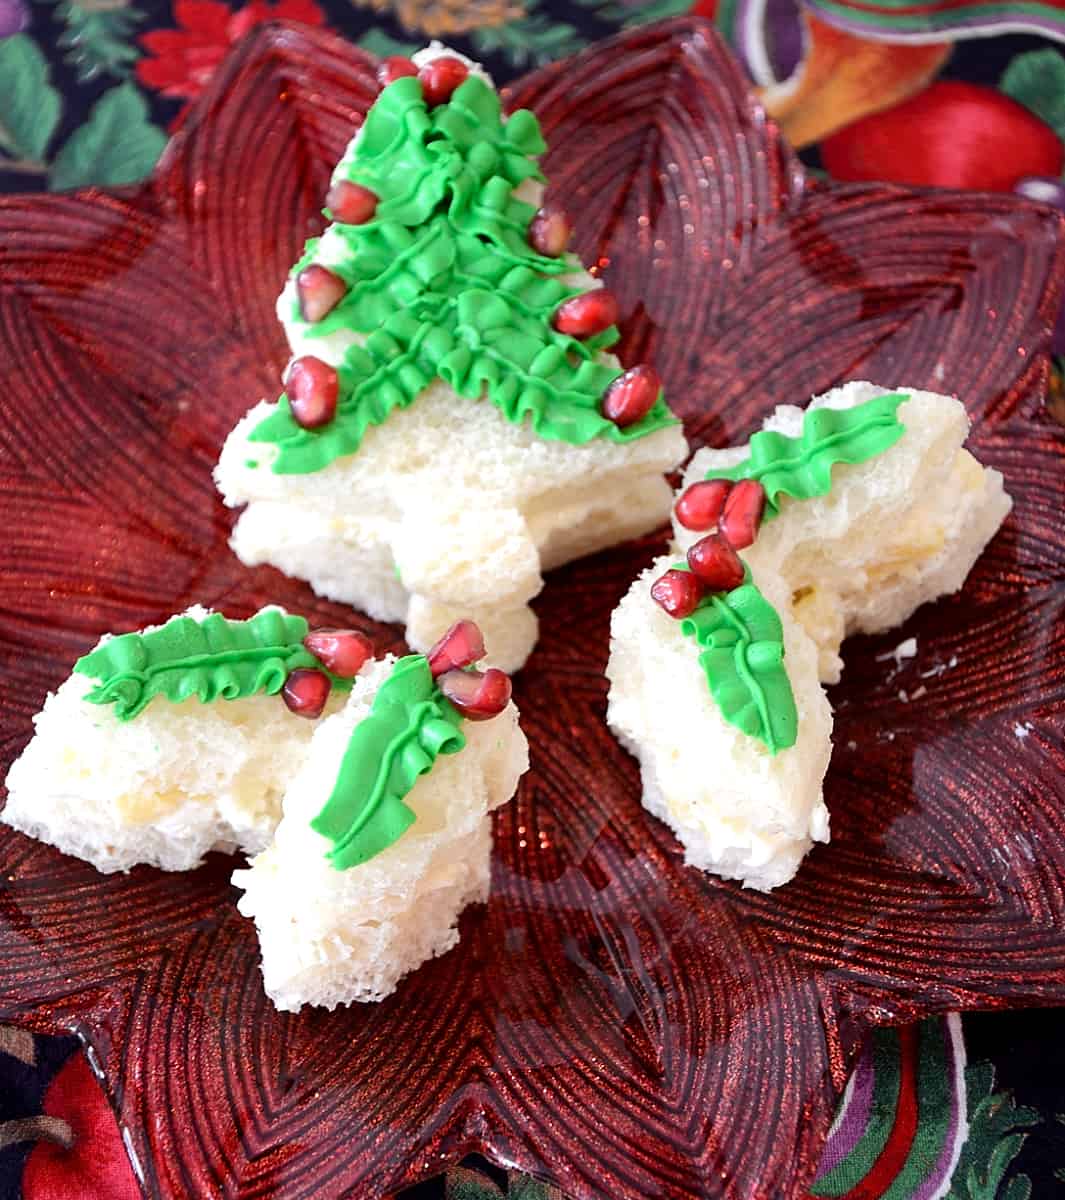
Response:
[[677, 566, 797, 755], [712, 392, 907, 518], [251, 75, 677, 475], [74, 609, 351, 722], [311, 654, 466, 870]]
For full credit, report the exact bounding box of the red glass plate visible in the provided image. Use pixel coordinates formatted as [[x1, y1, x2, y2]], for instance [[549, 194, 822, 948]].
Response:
[[2, 18, 1065, 1199]]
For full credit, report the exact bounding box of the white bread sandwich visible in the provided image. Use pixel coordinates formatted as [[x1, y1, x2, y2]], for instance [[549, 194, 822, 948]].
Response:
[[215, 44, 686, 674], [609, 558, 833, 891], [607, 382, 1010, 890], [234, 619, 528, 1010], [1, 607, 368, 873]]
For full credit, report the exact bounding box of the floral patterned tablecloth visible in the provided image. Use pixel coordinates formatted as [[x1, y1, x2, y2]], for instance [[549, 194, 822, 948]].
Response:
[[2, 2, 1065, 1196]]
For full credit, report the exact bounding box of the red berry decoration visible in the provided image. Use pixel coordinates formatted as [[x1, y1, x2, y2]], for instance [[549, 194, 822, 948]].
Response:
[[554, 289, 619, 338], [601, 365, 661, 428], [418, 56, 469, 107], [650, 569, 704, 619], [528, 205, 572, 257], [295, 264, 346, 323], [282, 668, 331, 718], [377, 55, 418, 88], [821, 81, 1065, 192], [438, 667, 511, 721], [285, 356, 339, 429], [427, 619, 486, 677], [675, 479, 731, 531], [686, 533, 745, 592], [719, 479, 767, 550], [325, 180, 379, 225], [303, 628, 374, 678]]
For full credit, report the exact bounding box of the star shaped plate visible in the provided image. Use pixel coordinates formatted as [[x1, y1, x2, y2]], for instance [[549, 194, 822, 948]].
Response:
[[1, 17, 1064, 1199]]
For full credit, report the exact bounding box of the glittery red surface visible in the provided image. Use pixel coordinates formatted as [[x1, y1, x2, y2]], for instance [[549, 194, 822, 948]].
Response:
[[2, 19, 1065, 1200]]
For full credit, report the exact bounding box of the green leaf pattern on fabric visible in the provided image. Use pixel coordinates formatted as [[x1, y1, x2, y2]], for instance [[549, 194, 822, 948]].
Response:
[[946, 1060, 1039, 1200], [0, 37, 159, 190], [712, 392, 908, 518], [311, 655, 466, 870], [1000, 48, 1065, 144], [470, 16, 585, 67], [49, 82, 164, 190], [55, 0, 143, 82], [74, 608, 346, 721], [0, 35, 62, 163], [678, 566, 798, 755]]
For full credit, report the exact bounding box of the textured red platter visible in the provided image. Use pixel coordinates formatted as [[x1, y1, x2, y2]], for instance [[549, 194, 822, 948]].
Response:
[[2, 18, 1065, 1200]]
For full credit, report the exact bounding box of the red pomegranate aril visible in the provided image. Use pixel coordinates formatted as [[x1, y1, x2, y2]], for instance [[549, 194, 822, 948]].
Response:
[[686, 533, 745, 592], [377, 55, 418, 88], [418, 56, 469, 107], [602, 365, 661, 428], [296, 264, 346, 323], [650, 569, 704, 619], [286, 356, 339, 429], [554, 289, 619, 338], [438, 667, 511, 721], [720, 479, 767, 550], [528, 206, 572, 257], [426, 620, 486, 677], [675, 479, 731, 531], [325, 180, 378, 225], [303, 629, 374, 678], [282, 668, 332, 718]]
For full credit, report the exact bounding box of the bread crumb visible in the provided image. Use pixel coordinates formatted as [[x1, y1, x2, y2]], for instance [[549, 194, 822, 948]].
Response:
[[877, 637, 918, 667]]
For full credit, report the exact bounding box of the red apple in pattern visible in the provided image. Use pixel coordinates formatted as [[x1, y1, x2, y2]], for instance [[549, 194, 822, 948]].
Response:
[[821, 81, 1064, 192]]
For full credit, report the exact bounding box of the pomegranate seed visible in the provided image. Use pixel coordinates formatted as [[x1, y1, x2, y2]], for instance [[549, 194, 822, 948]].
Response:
[[418, 56, 469, 107], [528, 205, 572, 257], [601, 365, 661, 428], [426, 620, 486, 677], [675, 479, 731, 531], [285, 356, 339, 429], [303, 628, 374, 678], [686, 533, 745, 593], [650, 569, 704, 619], [325, 180, 378, 225], [720, 479, 767, 550], [377, 55, 417, 88], [438, 667, 511, 721], [282, 668, 331, 718], [553, 289, 619, 338], [296, 264, 346, 323]]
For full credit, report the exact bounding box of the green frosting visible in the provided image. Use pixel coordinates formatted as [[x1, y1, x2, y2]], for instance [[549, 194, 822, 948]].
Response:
[[250, 74, 676, 474], [310, 654, 466, 870], [74, 609, 350, 722], [712, 392, 908, 518], [678, 566, 797, 755]]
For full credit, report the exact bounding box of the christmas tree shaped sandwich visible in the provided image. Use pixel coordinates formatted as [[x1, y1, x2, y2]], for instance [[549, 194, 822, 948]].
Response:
[[215, 45, 686, 673], [607, 382, 1011, 891]]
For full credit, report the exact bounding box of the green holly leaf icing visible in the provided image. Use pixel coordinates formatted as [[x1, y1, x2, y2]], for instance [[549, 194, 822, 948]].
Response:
[[711, 392, 908, 518], [678, 567, 797, 755], [311, 655, 466, 870], [74, 609, 348, 721], [250, 75, 677, 474]]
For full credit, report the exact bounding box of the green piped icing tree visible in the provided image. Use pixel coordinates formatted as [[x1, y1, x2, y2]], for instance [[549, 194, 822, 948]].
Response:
[[250, 72, 677, 475]]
